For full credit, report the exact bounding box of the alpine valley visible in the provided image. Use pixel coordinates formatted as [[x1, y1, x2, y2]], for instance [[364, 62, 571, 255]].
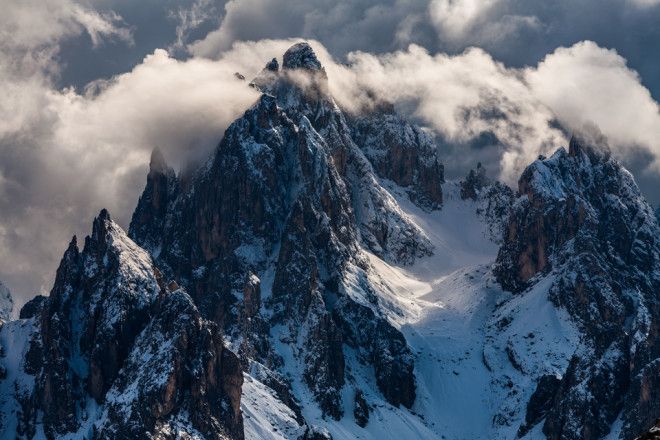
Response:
[[0, 42, 658, 440]]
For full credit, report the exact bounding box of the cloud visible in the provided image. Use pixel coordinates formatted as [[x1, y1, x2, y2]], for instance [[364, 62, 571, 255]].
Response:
[[168, 0, 220, 54], [628, 0, 660, 7], [188, 0, 434, 58], [427, 0, 539, 43], [0, 46, 259, 305], [185, 0, 660, 106], [526, 41, 660, 170], [429, 0, 500, 38], [321, 44, 565, 181], [0, 0, 131, 51], [318, 40, 660, 182]]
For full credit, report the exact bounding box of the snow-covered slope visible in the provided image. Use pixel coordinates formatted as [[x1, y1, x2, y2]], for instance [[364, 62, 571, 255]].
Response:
[[229, 179, 580, 440], [344, 183, 578, 440]]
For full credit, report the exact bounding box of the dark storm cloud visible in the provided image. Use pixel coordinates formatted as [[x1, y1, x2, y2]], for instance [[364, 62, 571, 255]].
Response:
[[46, 0, 660, 104], [189, 0, 660, 100], [188, 0, 660, 204]]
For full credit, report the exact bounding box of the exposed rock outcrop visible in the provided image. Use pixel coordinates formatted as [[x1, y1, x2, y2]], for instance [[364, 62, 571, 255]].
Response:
[[350, 108, 444, 209], [353, 389, 369, 428], [97, 289, 243, 440], [494, 136, 660, 440], [0, 281, 14, 323], [129, 148, 179, 255], [128, 42, 424, 421], [1, 211, 244, 439], [459, 162, 515, 243], [635, 419, 660, 440], [518, 374, 561, 437], [19, 295, 47, 319]]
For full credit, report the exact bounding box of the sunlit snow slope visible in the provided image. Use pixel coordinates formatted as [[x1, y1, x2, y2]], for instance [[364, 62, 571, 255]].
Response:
[[242, 181, 580, 440]]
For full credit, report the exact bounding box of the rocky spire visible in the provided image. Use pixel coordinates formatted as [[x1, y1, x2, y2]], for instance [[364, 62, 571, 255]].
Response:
[[282, 42, 322, 71], [149, 146, 168, 174], [8, 210, 246, 439], [568, 132, 611, 162], [265, 57, 279, 72], [460, 162, 488, 201], [494, 143, 660, 440], [129, 148, 178, 253], [0, 280, 13, 323], [89, 208, 111, 248]]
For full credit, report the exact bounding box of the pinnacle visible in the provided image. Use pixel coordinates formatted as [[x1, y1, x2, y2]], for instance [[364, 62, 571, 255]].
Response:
[[149, 147, 168, 174], [568, 131, 611, 162], [282, 42, 322, 71]]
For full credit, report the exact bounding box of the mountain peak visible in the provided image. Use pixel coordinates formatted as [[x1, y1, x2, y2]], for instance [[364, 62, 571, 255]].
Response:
[[149, 147, 168, 174], [265, 57, 279, 72], [282, 42, 322, 71], [97, 207, 111, 222], [568, 132, 610, 162], [90, 209, 111, 244]]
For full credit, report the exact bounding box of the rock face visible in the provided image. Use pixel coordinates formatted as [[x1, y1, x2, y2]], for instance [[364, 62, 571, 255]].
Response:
[[129, 147, 178, 255], [37, 210, 160, 436], [0, 281, 14, 323], [18, 295, 47, 319], [459, 162, 515, 243], [97, 289, 243, 440], [518, 374, 562, 437], [350, 106, 444, 209], [128, 42, 425, 422], [494, 136, 660, 440], [635, 420, 660, 440], [2, 211, 243, 439]]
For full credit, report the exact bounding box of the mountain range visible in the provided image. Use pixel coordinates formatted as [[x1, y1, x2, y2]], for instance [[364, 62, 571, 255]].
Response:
[[0, 42, 658, 440]]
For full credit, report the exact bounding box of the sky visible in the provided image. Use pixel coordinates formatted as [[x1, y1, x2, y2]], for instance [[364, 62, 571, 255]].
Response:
[[1, 0, 660, 306]]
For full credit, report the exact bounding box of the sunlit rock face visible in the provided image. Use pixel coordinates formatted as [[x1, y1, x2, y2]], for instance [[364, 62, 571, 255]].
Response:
[[495, 136, 660, 440]]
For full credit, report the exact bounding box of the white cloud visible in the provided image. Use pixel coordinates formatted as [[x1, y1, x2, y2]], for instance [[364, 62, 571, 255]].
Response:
[[428, 0, 539, 46], [0, 46, 259, 303], [323, 44, 566, 181], [628, 0, 660, 7], [0, 0, 131, 51], [322, 40, 660, 180], [429, 0, 501, 39], [526, 41, 660, 170]]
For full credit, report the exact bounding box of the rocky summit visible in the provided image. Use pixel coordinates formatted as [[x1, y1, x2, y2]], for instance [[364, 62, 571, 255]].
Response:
[[0, 42, 658, 440]]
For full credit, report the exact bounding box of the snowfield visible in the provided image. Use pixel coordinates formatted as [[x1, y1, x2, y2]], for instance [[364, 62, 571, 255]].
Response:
[[241, 182, 581, 440]]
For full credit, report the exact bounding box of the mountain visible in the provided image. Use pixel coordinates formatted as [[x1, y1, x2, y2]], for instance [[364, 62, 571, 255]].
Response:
[[0, 42, 658, 440], [0, 211, 242, 439], [494, 138, 660, 440], [128, 41, 431, 423]]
